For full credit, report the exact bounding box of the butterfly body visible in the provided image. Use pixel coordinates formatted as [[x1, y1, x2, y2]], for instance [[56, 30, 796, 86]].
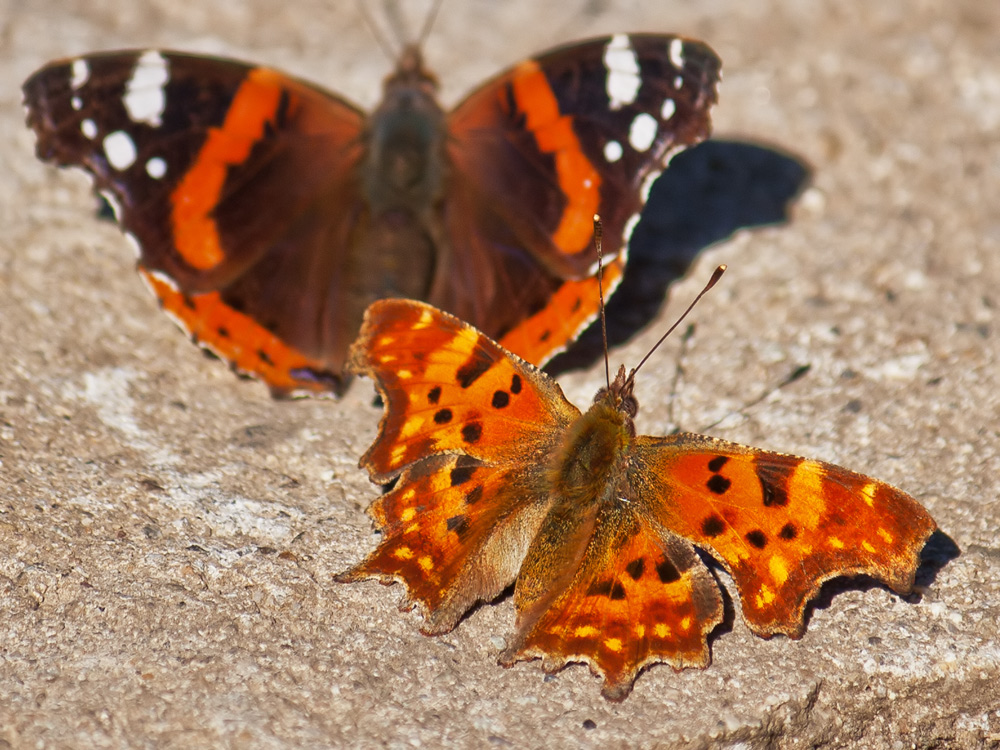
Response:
[[339, 299, 936, 700], [23, 33, 721, 395]]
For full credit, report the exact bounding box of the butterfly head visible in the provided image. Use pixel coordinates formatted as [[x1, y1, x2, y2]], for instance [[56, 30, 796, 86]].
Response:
[[592, 364, 639, 435], [384, 44, 439, 97]]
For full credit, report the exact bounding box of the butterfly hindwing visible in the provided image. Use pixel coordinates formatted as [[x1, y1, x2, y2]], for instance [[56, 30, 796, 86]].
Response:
[[501, 502, 723, 700], [336, 453, 552, 635]]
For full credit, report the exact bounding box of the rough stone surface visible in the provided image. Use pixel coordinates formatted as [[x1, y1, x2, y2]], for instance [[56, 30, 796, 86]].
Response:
[[2, 1, 999, 747]]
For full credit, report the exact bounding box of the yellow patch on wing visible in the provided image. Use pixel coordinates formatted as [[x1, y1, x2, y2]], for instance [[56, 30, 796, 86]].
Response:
[[755, 584, 776, 609], [769, 555, 789, 586], [787, 460, 827, 528], [412, 309, 435, 330], [860, 482, 878, 507]]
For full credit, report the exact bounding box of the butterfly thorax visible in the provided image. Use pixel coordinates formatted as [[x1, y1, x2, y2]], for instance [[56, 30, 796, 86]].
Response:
[[363, 45, 445, 215], [551, 391, 635, 505]]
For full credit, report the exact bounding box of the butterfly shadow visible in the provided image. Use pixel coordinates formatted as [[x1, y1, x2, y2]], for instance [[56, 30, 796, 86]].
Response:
[[547, 138, 812, 376], [789, 529, 959, 632], [696, 530, 957, 659]]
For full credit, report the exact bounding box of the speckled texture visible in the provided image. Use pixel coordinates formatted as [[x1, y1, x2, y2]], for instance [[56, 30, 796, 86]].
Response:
[[2, 1, 998, 747]]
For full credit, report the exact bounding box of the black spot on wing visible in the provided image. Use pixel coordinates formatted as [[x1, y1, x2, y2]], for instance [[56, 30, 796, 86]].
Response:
[[707, 474, 731, 495], [588, 579, 627, 600], [655, 558, 681, 583], [461, 422, 482, 444], [446, 514, 470, 539], [449, 463, 476, 487], [464, 485, 483, 505], [757, 459, 795, 507], [701, 515, 725, 537], [707, 455, 729, 473], [625, 558, 645, 580], [456, 342, 492, 388]]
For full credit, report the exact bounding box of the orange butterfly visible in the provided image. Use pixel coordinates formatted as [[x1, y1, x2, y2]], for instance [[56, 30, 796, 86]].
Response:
[[337, 281, 936, 700]]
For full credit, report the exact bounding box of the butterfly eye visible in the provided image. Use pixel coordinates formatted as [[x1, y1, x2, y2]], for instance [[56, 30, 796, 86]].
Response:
[[622, 394, 638, 419]]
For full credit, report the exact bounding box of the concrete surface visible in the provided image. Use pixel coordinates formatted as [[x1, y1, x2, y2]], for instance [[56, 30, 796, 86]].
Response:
[[2, 0, 999, 747]]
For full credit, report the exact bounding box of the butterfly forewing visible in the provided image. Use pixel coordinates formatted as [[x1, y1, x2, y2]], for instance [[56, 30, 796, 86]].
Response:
[[346, 299, 579, 480], [446, 34, 720, 361], [25, 51, 367, 395], [633, 434, 937, 637]]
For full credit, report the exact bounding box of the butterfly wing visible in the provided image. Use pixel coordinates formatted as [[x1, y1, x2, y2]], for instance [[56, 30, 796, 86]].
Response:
[[632, 433, 937, 637], [340, 299, 581, 632], [500, 500, 724, 701], [24, 51, 367, 395], [444, 34, 722, 363]]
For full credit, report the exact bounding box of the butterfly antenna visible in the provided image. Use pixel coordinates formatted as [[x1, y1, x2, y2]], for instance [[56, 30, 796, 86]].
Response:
[[417, 0, 445, 47], [358, 0, 398, 61], [593, 216, 611, 390], [627, 265, 727, 387], [383, 0, 411, 51]]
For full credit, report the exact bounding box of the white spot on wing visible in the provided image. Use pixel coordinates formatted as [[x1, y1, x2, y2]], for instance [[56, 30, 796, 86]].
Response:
[[641, 169, 661, 202], [71, 59, 89, 89], [669, 38, 685, 69], [124, 50, 169, 126], [80, 118, 98, 139], [628, 112, 658, 152], [661, 98, 676, 121], [145, 156, 167, 179], [674, 75, 684, 90], [99, 189, 123, 223], [103, 130, 137, 170], [603, 34, 641, 110], [604, 140, 623, 162], [623, 213, 641, 245], [71, 96, 83, 110]]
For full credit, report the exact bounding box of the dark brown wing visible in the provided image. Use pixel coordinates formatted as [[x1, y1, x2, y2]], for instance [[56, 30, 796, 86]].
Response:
[[443, 34, 721, 363], [24, 51, 367, 395]]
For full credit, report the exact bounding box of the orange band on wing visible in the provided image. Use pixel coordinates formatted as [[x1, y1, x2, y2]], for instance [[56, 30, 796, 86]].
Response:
[[141, 269, 337, 396], [500, 251, 625, 365], [170, 68, 286, 271], [510, 60, 601, 256]]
